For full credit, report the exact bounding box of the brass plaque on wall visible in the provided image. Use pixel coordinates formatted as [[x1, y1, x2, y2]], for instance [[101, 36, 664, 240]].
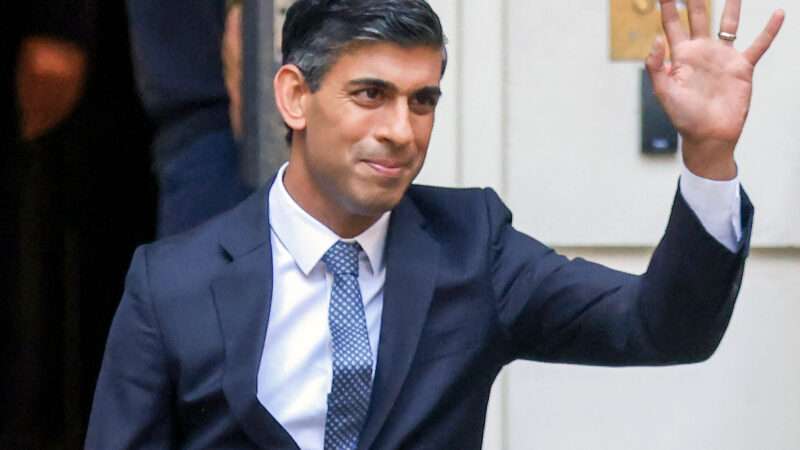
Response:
[[611, 0, 712, 60]]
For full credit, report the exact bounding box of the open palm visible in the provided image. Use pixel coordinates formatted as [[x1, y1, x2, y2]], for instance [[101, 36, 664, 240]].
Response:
[[657, 39, 754, 143], [645, 0, 784, 177]]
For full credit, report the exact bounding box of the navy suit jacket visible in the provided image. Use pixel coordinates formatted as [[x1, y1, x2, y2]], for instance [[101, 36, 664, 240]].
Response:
[[86, 180, 753, 449]]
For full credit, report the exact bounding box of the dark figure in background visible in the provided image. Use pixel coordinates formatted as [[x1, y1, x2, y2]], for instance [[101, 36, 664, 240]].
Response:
[[126, 0, 253, 237], [1, 0, 156, 447]]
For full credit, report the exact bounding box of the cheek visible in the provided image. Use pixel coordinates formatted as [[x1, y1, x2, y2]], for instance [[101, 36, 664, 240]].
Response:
[[305, 97, 362, 145], [341, 107, 382, 141], [318, 112, 375, 158], [412, 115, 435, 155]]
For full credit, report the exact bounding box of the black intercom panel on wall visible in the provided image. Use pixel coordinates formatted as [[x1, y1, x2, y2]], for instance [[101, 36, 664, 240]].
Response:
[[641, 68, 678, 154]]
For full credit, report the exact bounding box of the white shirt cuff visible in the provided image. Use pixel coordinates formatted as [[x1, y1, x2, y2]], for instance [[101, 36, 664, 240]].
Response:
[[678, 162, 743, 252]]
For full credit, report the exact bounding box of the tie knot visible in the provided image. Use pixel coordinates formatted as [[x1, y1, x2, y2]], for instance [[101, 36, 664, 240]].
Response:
[[322, 241, 360, 276]]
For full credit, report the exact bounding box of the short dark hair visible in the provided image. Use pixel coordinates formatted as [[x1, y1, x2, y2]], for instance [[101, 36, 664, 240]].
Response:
[[281, 0, 447, 143]]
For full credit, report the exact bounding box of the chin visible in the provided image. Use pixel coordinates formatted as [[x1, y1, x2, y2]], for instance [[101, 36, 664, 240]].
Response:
[[348, 189, 406, 217], [347, 172, 412, 209]]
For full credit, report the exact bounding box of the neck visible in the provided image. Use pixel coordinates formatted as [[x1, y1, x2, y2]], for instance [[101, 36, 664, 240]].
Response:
[[282, 160, 380, 239]]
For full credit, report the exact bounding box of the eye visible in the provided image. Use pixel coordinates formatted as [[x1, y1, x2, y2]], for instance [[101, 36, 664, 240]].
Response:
[[353, 87, 385, 106], [409, 92, 440, 114], [363, 87, 381, 99]]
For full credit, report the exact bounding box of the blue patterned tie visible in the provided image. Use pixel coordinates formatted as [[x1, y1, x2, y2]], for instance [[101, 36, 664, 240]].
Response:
[[322, 241, 373, 450]]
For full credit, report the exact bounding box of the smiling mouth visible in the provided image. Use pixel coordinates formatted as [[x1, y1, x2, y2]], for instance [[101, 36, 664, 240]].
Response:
[[364, 160, 405, 177]]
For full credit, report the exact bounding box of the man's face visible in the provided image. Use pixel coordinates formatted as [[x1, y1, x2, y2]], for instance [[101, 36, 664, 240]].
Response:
[[288, 42, 443, 230]]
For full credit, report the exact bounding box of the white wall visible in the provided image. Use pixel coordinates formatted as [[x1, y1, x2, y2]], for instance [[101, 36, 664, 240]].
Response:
[[421, 0, 799, 448]]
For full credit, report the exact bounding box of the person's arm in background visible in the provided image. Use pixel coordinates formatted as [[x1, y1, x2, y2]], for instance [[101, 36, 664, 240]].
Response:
[[222, 0, 243, 140], [16, 0, 95, 141]]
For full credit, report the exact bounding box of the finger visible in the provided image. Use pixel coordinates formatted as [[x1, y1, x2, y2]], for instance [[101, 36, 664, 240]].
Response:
[[743, 9, 785, 65], [645, 36, 670, 92], [659, 0, 689, 47], [719, 0, 742, 46], [688, 0, 710, 38]]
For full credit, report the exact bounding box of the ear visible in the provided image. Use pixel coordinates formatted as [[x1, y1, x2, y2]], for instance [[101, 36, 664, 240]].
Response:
[[273, 65, 309, 134]]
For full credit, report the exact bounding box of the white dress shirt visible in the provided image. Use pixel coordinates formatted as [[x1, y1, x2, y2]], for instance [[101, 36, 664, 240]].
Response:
[[257, 161, 742, 449], [679, 164, 742, 251], [258, 164, 389, 450]]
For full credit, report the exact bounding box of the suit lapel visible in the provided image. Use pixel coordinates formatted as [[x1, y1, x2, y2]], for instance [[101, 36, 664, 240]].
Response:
[[211, 181, 300, 450], [358, 195, 440, 450]]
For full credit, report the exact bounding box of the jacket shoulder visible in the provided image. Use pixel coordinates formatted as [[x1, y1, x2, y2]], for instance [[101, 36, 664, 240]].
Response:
[[405, 184, 510, 242], [131, 206, 239, 301]]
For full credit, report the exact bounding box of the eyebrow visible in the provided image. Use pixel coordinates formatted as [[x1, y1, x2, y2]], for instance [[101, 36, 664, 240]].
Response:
[[347, 78, 442, 97]]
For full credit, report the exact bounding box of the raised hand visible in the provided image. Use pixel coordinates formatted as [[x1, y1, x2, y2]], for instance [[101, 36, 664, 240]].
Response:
[[646, 0, 784, 179]]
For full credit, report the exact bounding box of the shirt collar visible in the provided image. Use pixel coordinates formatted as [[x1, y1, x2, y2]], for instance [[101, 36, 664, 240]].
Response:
[[268, 163, 390, 276]]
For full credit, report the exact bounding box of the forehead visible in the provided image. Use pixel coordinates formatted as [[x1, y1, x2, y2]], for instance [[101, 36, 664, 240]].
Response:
[[321, 42, 443, 90]]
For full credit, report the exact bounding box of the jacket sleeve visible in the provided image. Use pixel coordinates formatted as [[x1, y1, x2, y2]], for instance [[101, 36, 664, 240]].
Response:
[[488, 185, 752, 366], [85, 246, 176, 449]]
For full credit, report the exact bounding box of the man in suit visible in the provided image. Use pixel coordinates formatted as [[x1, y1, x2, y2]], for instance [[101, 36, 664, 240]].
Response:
[[86, 0, 785, 448]]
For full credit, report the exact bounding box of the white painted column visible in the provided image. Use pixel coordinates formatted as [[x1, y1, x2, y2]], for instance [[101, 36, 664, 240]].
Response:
[[417, 0, 461, 186]]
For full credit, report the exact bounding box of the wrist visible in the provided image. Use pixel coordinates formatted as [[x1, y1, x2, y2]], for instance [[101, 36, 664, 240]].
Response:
[[681, 139, 738, 181]]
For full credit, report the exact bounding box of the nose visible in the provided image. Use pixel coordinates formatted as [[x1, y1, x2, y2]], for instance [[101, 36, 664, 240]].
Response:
[[376, 99, 414, 148]]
